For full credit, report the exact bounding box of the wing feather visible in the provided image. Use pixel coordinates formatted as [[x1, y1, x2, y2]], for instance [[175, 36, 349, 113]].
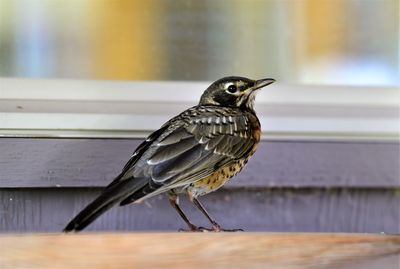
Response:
[[138, 110, 256, 187], [147, 135, 198, 165], [151, 144, 204, 182], [115, 106, 258, 203]]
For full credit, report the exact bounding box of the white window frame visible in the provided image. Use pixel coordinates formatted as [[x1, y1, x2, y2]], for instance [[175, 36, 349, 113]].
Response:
[[0, 78, 399, 141]]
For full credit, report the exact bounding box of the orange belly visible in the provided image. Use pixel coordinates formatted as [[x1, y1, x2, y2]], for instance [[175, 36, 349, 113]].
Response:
[[193, 164, 240, 191], [190, 146, 258, 197]]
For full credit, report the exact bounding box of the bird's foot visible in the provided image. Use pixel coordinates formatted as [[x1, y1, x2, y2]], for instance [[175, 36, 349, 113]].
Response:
[[178, 224, 212, 232], [218, 228, 244, 232], [211, 222, 244, 232], [178, 223, 244, 232]]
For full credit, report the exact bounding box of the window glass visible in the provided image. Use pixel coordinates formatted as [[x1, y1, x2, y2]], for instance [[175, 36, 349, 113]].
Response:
[[0, 0, 398, 86]]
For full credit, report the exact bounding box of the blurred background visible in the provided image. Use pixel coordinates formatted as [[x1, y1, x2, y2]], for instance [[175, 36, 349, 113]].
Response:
[[0, 0, 399, 86]]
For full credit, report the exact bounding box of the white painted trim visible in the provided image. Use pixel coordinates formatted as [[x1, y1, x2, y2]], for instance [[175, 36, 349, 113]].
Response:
[[1, 78, 398, 106], [0, 78, 399, 141]]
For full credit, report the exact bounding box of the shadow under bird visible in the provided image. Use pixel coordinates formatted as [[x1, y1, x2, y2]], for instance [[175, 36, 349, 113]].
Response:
[[64, 76, 275, 232]]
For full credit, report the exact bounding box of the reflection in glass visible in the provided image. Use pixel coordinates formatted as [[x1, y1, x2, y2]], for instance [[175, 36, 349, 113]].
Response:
[[0, 0, 398, 86]]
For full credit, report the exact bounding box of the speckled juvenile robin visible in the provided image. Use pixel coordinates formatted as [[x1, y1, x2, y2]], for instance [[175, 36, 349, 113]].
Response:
[[64, 76, 275, 232]]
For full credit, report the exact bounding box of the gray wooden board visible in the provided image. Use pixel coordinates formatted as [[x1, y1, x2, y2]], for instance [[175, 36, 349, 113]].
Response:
[[1, 188, 399, 233], [0, 138, 399, 188]]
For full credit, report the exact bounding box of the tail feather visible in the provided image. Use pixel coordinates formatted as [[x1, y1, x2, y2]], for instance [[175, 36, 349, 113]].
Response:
[[63, 178, 146, 232], [63, 200, 117, 232]]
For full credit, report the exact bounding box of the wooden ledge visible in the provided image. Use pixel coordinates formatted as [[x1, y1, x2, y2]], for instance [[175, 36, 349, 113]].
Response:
[[0, 233, 399, 269]]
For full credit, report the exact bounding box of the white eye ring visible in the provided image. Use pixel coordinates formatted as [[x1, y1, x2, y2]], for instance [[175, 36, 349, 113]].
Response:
[[226, 84, 238, 94]]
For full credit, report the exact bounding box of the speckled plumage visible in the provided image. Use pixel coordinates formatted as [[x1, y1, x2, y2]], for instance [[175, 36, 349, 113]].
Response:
[[64, 76, 274, 232]]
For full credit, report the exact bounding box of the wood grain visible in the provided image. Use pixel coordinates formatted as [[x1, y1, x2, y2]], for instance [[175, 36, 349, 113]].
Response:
[[0, 233, 399, 269], [0, 138, 398, 188], [1, 188, 399, 233]]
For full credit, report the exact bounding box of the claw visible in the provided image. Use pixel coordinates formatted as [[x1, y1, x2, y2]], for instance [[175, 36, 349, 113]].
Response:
[[178, 226, 211, 232], [178, 222, 244, 232], [210, 222, 243, 232], [211, 222, 221, 232], [211, 223, 243, 232], [220, 228, 244, 232], [178, 226, 243, 232]]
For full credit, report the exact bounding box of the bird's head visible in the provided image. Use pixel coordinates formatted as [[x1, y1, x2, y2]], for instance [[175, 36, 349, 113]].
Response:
[[199, 76, 275, 110]]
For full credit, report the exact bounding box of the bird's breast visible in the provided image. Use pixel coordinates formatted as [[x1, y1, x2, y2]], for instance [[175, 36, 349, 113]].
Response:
[[189, 145, 259, 197], [189, 161, 245, 197]]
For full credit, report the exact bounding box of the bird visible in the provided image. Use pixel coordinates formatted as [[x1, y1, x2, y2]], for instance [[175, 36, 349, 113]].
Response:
[[63, 76, 275, 232]]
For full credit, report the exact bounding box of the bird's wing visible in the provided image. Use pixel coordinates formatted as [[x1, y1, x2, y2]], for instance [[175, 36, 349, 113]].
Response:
[[105, 124, 169, 189], [127, 107, 257, 189]]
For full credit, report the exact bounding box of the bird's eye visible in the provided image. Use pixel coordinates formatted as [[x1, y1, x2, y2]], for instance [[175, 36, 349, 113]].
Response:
[[227, 85, 237, 94]]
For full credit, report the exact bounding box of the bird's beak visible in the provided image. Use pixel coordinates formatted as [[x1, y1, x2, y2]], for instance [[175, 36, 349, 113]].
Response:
[[253, 78, 275, 90]]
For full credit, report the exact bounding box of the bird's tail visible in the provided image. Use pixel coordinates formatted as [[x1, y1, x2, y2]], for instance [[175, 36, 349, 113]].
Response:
[[63, 178, 145, 232]]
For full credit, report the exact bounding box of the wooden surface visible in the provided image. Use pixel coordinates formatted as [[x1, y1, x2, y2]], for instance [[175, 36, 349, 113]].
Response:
[[0, 233, 399, 269], [1, 138, 399, 188], [1, 188, 399, 233]]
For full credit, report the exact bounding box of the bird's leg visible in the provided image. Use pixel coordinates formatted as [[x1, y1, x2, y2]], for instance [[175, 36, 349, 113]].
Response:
[[191, 197, 221, 231], [191, 197, 243, 232], [168, 194, 207, 232]]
